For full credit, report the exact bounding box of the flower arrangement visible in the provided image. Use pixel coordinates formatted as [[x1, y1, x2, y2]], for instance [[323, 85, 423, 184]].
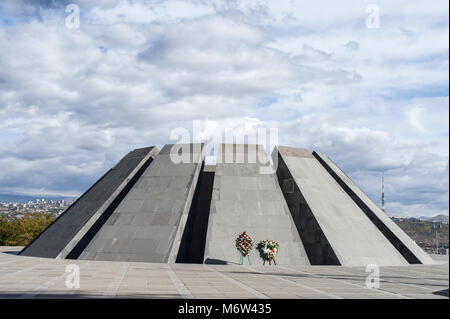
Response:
[[257, 240, 279, 265], [235, 231, 254, 257]]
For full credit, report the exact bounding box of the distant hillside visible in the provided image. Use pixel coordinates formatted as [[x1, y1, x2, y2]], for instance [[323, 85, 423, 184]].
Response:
[[417, 215, 449, 224], [392, 217, 449, 253]]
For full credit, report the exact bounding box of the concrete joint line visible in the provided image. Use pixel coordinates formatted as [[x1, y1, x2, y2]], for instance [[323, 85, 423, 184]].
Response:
[[0, 259, 18, 266], [20, 272, 67, 298], [330, 268, 413, 299], [164, 265, 193, 299], [206, 266, 269, 299], [0, 261, 52, 281], [103, 263, 129, 298], [283, 266, 411, 299], [242, 265, 343, 299], [279, 265, 380, 296], [400, 268, 449, 283], [364, 269, 445, 292], [325, 268, 412, 298], [20, 263, 87, 298]]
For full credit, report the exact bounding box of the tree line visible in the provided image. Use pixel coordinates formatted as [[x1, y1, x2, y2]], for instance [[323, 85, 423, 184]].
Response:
[[0, 212, 55, 246]]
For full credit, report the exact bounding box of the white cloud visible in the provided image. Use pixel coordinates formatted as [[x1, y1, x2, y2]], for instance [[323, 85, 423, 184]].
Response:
[[0, 0, 448, 217], [406, 106, 428, 133]]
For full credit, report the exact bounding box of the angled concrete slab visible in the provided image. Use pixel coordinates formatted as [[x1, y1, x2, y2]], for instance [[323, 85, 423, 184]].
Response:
[[273, 146, 409, 266], [78, 144, 204, 263], [312, 151, 435, 265], [20, 147, 159, 259], [204, 144, 310, 265]]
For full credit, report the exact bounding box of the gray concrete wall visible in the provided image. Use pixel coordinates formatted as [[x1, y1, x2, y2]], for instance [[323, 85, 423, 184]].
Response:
[[204, 144, 310, 265], [273, 150, 340, 265], [313, 151, 435, 265], [20, 147, 158, 258], [274, 146, 409, 266], [79, 144, 204, 263]]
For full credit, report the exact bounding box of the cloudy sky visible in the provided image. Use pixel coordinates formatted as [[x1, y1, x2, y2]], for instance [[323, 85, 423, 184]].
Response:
[[0, 0, 448, 217]]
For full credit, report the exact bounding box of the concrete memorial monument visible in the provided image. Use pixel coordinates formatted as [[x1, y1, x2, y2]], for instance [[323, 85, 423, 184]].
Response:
[[20, 143, 433, 266]]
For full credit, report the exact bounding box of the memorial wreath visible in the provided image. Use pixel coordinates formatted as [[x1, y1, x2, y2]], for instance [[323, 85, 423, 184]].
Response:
[[235, 231, 254, 257], [257, 239, 279, 265]]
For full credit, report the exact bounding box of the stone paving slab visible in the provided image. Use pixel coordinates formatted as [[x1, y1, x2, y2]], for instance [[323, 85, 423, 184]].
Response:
[[0, 247, 447, 299]]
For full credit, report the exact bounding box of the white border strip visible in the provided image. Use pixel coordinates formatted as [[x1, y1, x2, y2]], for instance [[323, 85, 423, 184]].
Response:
[[165, 265, 193, 299], [0, 261, 52, 281], [206, 265, 269, 299], [103, 263, 129, 298], [281, 265, 411, 299], [20, 272, 67, 298], [241, 265, 343, 299]]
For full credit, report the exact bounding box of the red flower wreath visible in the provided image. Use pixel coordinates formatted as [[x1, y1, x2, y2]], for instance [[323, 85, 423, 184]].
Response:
[[235, 231, 254, 256]]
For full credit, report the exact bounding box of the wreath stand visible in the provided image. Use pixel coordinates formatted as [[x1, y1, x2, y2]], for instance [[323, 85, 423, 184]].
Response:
[[263, 258, 277, 266], [239, 253, 251, 265]]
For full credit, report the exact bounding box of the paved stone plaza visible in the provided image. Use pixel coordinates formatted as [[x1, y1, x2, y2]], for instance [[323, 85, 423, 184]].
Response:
[[0, 247, 447, 299]]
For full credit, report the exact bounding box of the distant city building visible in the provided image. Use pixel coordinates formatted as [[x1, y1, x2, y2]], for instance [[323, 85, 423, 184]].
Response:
[[0, 198, 74, 218]]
